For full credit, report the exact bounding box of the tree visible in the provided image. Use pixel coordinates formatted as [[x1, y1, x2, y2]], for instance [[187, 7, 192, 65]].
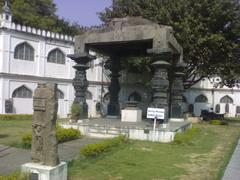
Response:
[[0, 0, 81, 35], [99, 0, 240, 88]]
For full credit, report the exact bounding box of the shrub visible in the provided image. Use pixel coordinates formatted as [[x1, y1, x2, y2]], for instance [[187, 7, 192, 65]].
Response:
[[22, 132, 32, 148], [22, 126, 81, 148], [71, 102, 81, 121], [56, 126, 81, 143], [210, 120, 222, 125], [0, 114, 32, 121], [80, 135, 127, 157], [174, 128, 199, 145]]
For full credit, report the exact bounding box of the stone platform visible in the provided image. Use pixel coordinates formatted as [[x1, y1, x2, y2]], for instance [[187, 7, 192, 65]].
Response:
[[61, 118, 192, 143]]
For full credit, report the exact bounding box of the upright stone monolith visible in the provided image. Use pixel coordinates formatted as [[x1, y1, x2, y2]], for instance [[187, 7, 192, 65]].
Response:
[[31, 82, 59, 166], [22, 82, 67, 180]]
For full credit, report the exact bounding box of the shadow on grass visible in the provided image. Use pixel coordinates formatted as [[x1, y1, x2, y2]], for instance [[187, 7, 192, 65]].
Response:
[[0, 134, 9, 138]]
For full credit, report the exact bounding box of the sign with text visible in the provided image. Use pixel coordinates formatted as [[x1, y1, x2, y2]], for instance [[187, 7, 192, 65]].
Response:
[[147, 108, 165, 119]]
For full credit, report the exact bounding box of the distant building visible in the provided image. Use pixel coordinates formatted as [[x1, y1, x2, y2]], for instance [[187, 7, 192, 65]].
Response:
[[184, 77, 240, 117], [0, 2, 239, 118]]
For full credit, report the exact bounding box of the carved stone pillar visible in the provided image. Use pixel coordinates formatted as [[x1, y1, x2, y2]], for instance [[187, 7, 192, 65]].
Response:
[[151, 60, 171, 122], [68, 53, 95, 119], [170, 63, 185, 118], [104, 57, 121, 117], [148, 49, 173, 123]]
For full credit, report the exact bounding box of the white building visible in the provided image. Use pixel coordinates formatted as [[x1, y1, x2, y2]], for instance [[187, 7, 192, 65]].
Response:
[[0, 2, 239, 118], [0, 2, 75, 117], [0, 2, 111, 118], [184, 78, 240, 117]]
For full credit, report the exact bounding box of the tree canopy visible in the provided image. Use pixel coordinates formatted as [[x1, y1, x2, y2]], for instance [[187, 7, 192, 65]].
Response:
[[0, 0, 81, 35], [99, 0, 240, 88]]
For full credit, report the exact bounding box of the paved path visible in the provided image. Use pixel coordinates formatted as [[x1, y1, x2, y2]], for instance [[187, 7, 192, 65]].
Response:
[[222, 139, 240, 180], [0, 137, 101, 175]]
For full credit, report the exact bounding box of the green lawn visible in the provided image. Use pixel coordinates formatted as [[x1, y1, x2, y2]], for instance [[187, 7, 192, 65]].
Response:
[[225, 117, 240, 123], [69, 124, 240, 180], [0, 120, 239, 179], [0, 120, 32, 148], [0, 118, 68, 148]]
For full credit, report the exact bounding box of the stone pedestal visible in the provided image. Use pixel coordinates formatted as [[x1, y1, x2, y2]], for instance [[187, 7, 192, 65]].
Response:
[[121, 109, 142, 122], [22, 162, 67, 180], [68, 53, 95, 119]]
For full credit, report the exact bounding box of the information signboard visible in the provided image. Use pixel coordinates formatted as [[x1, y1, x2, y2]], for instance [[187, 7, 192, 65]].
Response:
[[147, 108, 165, 119]]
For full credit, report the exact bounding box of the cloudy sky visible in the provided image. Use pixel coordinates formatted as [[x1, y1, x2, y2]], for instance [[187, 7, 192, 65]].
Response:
[[54, 0, 112, 26]]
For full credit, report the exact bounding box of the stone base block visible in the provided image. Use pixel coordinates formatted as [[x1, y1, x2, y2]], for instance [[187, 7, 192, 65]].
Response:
[[21, 162, 67, 180], [187, 117, 202, 123], [121, 109, 142, 122], [169, 118, 184, 122]]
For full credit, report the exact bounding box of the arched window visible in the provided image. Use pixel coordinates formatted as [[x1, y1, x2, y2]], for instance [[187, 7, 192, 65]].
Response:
[[86, 91, 92, 100], [195, 94, 208, 103], [188, 104, 194, 113], [215, 104, 220, 113], [14, 42, 34, 61], [236, 106, 240, 114], [47, 48, 65, 64], [128, 91, 142, 102], [220, 95, 233, 104], [12, 85, 32, 98], [182, 96, 187, 103], [103, 93, 110, 104], [225, 103, 230, 113], [57, 89, 64, 99]]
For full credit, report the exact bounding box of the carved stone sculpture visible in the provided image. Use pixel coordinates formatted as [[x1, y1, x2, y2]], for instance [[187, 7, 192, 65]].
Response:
[[148, 50, 173, 123], [104, 57, 122, 116], [31, 82, 59, 166], [170, 63, 185, 118], [68, 53, 95, 119]]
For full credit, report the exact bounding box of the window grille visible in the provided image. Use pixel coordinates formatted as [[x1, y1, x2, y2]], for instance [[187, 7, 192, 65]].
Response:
[[12, 85, 32, 98], [57, 89, 64, 99], [14, 42, 34, 61], [220, 95, 233, 104], [47, 49, 65, 64]]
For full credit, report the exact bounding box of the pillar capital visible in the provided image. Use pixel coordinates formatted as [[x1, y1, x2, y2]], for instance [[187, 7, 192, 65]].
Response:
[[147, 48, 174, 62], [175, 62, 187, 73], [67, 53, 96, 64], [151, 60, 171, 69]]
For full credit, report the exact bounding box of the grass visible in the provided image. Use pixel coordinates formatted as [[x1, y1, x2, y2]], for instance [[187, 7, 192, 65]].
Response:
[[0, 119, 239, 179], [69, 124, 240, 180], [0, 118, 69, 148], [0, 120, 32, 148], [225, 117, 240, 123]]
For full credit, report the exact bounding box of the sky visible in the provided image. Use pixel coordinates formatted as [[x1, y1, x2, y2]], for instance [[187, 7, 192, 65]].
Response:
[[54, 0, 112, 27]]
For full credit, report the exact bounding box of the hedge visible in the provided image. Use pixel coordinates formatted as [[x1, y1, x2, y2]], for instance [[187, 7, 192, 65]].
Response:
[[22, 126, 81, 148], [0, 114, 32, 120], [80, 135, 127, 157]]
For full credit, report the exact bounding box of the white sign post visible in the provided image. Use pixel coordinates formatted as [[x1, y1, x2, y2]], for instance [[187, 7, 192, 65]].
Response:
[[147, 108, 165, 142]]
